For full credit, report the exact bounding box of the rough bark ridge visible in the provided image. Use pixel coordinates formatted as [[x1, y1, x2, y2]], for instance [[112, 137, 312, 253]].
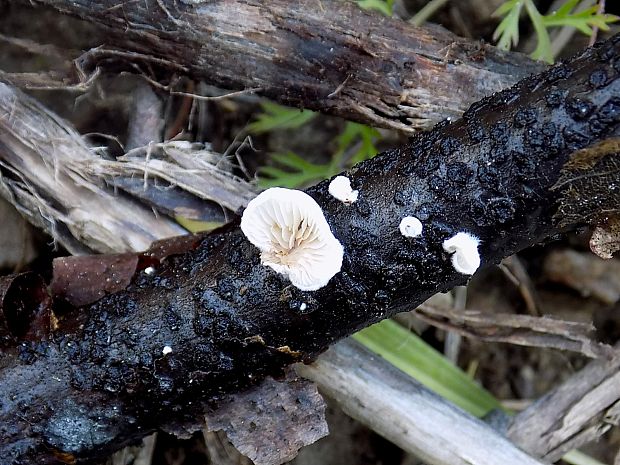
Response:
[[1, 36, 619, 465], [15, 0, 545, 132]]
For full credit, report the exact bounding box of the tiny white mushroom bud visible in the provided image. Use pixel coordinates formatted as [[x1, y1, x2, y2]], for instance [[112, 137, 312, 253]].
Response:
[[240, 187, 344, 291], [442, 232, 481, 275], [399, 216, 423, 238], [162, 345, 173, 355], [144, 266, 156, 275], [328, 176, 358, 204]]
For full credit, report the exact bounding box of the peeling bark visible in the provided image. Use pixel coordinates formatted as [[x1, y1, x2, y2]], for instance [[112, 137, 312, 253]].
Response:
[[0, 35, 619, 464], [13, 0, 545, 132]]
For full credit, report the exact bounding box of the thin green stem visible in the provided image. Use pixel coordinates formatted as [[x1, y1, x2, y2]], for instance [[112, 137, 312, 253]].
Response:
[[409, 0, 451, 26]]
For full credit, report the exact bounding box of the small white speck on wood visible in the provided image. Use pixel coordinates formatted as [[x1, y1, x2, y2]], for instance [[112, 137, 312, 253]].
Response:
[[328, 176, 358, 204], [399, 216, 423, 238]]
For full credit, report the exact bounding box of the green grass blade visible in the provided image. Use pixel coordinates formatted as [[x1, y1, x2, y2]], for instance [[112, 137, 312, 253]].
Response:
[[356, 0, 394, 16], [353, 319, 501, 417], [562, 450, 608, 465]]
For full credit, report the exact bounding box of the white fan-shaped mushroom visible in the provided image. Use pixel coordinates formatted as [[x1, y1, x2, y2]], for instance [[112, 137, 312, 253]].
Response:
[[442, 232, 481, 275], [328, 176, 358, 204], [399, 216, 423, 238], [240, 188, 344, 291]]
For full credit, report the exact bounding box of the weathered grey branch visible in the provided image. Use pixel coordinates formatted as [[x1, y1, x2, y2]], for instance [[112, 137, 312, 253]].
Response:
[[297, 340, 546, 465], [508, 346, 620, 462], [13, 0, 545, 132], [301, 340, 620, 465], [0, 33, 619, 464], [0, 84, 186, 254], [412, 302, 612, 358], [0, 84, 256, 253]]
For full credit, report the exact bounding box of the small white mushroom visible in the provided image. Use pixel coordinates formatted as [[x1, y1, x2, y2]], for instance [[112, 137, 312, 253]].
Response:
[[240, 187, 344, 291], [162, 345, 173, 355], [442, 232, 481, 275], [328, 176, 358, 204], [399, 216, 423, 238]]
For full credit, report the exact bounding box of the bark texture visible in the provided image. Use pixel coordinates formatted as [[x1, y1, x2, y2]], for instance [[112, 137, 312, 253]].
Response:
[[0, 83, 186, 254], [14, 0, 545, 132], [298, 340, 547, 465], [302, 340, 620, 465], [508, 345, 620, 462], [0, 34, 619, 465]]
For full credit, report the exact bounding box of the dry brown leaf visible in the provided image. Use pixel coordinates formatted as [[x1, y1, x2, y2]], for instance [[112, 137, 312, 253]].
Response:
[[590, 216, 620, 259], [51, 254, 141, 307]]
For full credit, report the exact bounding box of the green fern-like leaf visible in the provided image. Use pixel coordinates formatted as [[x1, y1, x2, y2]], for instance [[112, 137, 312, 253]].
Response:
[[335, 122, 381, 165], [258, 152, 338, 189], [247, 102, 316, 134], [259, 122, 381, 189], [493, 0, 523, 51], [543, 0, 618, 35], [525, 0, 553, 63], [493, 0, 619, 63]]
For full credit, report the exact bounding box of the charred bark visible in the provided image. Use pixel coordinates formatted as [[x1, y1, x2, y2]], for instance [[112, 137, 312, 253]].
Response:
[[11, 0, 545, 132], [1, 35, 619, 464]]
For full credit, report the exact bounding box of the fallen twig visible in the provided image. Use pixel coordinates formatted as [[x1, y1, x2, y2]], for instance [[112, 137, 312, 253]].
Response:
[[297, 340, 546, 465], [0, 32, 618, 464], [14, 0, 545, 132], [414, 302, 612, 358]]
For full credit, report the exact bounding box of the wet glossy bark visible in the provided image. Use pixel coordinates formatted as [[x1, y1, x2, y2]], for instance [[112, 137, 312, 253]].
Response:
[[1, 36, 619, 464]]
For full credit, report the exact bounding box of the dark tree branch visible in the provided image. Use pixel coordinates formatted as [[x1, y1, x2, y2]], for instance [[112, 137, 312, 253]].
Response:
[[12, 0, 545, 132], [0, 32, 619, 465]]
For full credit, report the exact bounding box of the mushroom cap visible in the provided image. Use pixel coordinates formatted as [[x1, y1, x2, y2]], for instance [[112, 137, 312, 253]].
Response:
[[399, 216, 423, 238], [328, 176, 358, 204], [240, 187, 344, 291], [442, 232, 481, 275]]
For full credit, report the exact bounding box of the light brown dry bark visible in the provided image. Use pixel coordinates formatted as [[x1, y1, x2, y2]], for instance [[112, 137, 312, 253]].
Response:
[[14, 0, 545, 132]]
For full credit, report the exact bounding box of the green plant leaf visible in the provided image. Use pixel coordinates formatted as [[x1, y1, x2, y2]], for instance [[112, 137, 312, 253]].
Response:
[[335, 122, 381, 165], [493, 0, 523, 50], [543, 5, 618, 34], [353, 319, 501, 417], [258, 151, 338, 189], [356, 0, 394, 16], [554, 0, 581, 17], [525, 0, 553, 63], [175, 216, 223, 233], [492, 0, 619, 63], [247, 102, 316, 134], [256, 117, 382, 189]]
